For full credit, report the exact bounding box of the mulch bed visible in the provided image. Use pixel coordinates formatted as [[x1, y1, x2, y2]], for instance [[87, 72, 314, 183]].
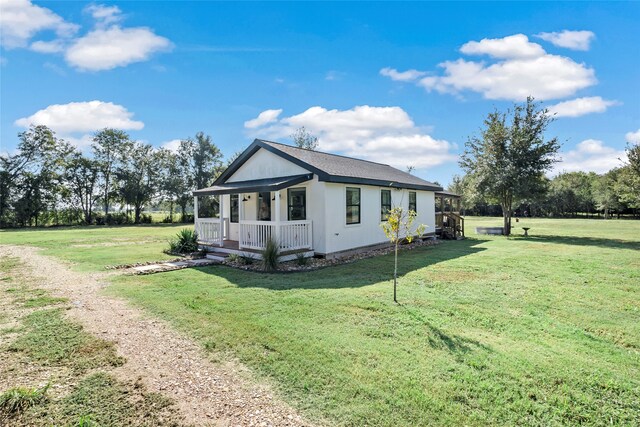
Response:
[[224, 238, 441, 273]]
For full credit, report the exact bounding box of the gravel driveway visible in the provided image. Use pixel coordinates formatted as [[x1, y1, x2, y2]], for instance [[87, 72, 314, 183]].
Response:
[[0, 245, 313, 427]]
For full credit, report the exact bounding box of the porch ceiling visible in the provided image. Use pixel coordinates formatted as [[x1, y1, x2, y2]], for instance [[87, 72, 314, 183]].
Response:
[[193, 173, 313, 196]]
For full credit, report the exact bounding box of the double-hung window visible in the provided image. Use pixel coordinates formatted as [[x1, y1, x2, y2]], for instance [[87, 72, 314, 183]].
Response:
[[346, 187, 361, 224], [409, 191, 417, 213], [381, 189, 391, 221]]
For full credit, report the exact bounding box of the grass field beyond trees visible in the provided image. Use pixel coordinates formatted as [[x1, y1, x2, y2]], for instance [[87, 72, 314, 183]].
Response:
[[2, 218, 639, 425]]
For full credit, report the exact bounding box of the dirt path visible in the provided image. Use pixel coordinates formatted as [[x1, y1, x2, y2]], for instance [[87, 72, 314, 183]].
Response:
[[0, 245, 312, 427]]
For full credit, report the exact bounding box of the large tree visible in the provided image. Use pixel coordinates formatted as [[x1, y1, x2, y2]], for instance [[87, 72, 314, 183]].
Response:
[[167, 135, 223, 220], [593, 168, 623, 219], [92, 128, 132, 218], [460, 97, 560, 235], [2, 125, 72, 226], [447, 174, 481, 216], [116, 142, 163, 223], [158, 148, 192, 222], [626, 141, 640, 177], [617, 141, 640, 210], [64, 152, 101, 224], [181, 132, 224, 189], [615, 166, 640, 211], [291, 127, 319, 150], [547, 172, 597, 217]]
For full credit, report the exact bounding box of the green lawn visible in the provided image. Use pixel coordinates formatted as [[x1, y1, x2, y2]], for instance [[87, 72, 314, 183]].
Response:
[[2, 218, 639, 425], [0, 224, 186, 271]]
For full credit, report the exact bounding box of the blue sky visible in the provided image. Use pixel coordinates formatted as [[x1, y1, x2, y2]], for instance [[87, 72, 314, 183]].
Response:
[[1, 1, 639, 185]]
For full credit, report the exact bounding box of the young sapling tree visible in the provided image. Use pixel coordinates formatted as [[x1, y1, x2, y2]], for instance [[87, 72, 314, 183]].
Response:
[[380, 206, 425, 303]]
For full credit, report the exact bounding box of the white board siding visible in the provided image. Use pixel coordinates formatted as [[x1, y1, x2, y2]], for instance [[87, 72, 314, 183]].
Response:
[[227, 148, 310, 182], [322, 183, 435, 255]]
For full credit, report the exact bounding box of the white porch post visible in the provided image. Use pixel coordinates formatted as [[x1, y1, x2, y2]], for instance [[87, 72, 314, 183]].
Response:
[[218, 194, 224, 247], [274, 190, 281, 245], [238, 194, 244, 249], [194, 196, 199, 239]]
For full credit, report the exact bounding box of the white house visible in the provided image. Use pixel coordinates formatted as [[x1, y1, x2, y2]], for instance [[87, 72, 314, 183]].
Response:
[[193, 139, 457, 259]]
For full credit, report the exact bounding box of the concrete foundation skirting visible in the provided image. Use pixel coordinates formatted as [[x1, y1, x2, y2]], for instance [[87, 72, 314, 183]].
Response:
[[316, 232, 436, 260]]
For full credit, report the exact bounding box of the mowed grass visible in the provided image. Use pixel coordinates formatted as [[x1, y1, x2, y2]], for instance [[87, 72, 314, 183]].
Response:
[[0, 224, 187, 271], [3, 218, 639, 425], [105, 218, 639, 426]]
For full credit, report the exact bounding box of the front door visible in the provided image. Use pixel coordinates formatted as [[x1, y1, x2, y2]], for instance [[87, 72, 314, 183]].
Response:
[[229, 194, 239, 241], [257, 192, 271, 221]]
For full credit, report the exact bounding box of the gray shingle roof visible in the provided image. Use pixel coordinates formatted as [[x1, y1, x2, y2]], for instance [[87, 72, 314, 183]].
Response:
[[257, 140, 443, 191], [212, 139, 443, 192]]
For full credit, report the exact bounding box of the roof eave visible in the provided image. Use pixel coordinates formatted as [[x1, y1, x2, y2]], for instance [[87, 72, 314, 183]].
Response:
[[322, 175, 442, 191], [193, 173, 313, 196]]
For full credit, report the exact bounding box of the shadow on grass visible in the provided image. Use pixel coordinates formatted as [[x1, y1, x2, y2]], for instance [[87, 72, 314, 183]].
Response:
[[193, 238, 488, 291], [400, 304, 493, 354], [514, 235, 640, 250]]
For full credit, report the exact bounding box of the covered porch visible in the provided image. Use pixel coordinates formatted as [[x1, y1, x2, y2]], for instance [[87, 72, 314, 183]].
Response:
[[193, 174, 314, 253], [435, 191, 465, 239]]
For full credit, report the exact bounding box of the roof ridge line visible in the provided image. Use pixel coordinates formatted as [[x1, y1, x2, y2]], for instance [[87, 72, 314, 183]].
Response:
[[257, 139, 393, 167]]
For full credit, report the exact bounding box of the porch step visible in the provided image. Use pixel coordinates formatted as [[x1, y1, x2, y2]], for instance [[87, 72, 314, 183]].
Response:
[[205, 252, 231, 262]]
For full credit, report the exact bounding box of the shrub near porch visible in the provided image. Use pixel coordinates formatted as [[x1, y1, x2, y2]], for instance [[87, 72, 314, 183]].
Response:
[[110, 218, 640, 426]]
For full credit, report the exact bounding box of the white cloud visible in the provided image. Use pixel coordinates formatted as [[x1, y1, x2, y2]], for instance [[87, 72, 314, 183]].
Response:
[[246, 105, 456, 169], [554, 139, 626, 175], [420, 52, 595, 102], [325, 70, 346, 81], [14, 100, 144, 150], [161, 139, 182, 152], [537, 30, 595, 51], [460, 34, 546, 59], [244, 109, 283, 129], [383, 33, 597, 102], [85, 4, 122, 27], [1, 1, 171, 72], [379, 67, 426, 82], [65, 26, 172, 71], [626, 129, 640, 145], [547, 96, 619, 118], [30, 39, 65, 53], [0, 0, 79, 48], [43, 61, 66, 75], [15, 100, 144, 133]]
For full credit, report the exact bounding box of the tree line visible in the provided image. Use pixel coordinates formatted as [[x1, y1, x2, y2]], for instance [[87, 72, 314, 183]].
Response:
[[451, 97, 640, 230], [0, 126, 225, 228], [0, 125, 319, 228], [450, 168, 639, 219]]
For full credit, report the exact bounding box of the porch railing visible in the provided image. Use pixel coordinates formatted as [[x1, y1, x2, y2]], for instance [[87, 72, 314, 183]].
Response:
[[279, 220, 313, 251], [435, 212, 464, 239], [195, 218, 228, 245], [239, 220, 312, 251]]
